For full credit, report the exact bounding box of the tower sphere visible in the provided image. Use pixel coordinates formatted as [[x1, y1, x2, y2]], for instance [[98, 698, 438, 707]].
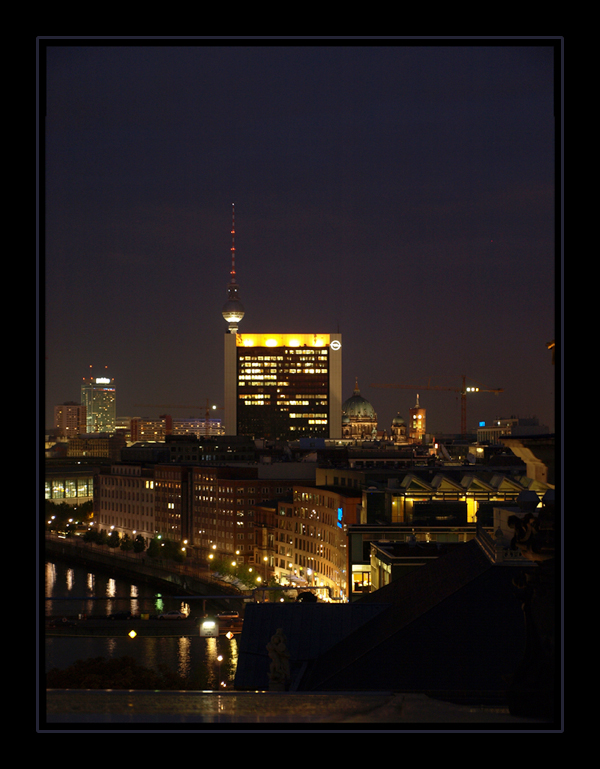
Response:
[[222, 279, 244, 331]]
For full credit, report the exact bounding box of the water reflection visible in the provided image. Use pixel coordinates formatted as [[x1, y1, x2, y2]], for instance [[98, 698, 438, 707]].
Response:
[[205, 638, 219, 689], [46, 562, 56, 591], [44, 560, 241, 689], [177, 637, 192, 679]]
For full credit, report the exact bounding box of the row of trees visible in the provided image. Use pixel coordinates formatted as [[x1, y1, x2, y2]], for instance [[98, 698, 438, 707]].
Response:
[[45, 500, 188, 561]]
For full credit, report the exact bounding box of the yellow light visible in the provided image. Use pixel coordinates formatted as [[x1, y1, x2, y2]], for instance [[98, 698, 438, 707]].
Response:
[[237, 333, 331, 348], [128, 630, 137, 639]]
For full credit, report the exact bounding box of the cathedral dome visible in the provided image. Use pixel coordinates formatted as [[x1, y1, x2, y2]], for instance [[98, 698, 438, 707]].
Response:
[[392, 413, 405, 426], [342, 380, 376, 420]]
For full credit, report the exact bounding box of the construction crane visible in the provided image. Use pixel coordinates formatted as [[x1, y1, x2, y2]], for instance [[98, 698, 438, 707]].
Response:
[[370, 376, 503, 438], [133, 399, 224, 435]]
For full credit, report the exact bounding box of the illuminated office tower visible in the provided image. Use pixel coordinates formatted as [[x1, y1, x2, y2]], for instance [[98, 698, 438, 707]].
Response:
[[81, 368, 116, 433], [224, 332, 342, 440]]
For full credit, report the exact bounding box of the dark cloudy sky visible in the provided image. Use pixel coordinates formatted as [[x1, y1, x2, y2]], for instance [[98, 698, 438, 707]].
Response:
[[41, 38, 560, 436]]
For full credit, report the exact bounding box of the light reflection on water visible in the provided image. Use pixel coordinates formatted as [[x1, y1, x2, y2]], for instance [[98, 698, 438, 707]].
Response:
[[45, 633, 240, 688], [44, 559, 241, 688]]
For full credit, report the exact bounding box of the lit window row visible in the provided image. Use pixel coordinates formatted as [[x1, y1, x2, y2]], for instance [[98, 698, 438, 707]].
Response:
[[286, 369, 327, 374]]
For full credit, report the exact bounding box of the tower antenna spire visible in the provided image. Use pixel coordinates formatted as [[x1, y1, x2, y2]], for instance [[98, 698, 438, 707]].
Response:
[[230, 202, 236, 280], [222, 202, 245, 332]]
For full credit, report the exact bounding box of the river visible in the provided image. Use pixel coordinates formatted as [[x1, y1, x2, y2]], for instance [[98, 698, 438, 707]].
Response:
[[44, 558, 240, 689]]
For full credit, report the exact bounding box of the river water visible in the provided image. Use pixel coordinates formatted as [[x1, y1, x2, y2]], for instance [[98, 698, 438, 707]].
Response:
[[43, 558, 240, 689]]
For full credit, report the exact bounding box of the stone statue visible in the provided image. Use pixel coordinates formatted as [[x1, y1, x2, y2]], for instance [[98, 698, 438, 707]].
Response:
[[267, 627, 290, 690]]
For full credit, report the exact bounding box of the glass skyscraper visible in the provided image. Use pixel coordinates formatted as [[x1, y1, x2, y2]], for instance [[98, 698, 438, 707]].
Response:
[[81, 372, 116, 433]]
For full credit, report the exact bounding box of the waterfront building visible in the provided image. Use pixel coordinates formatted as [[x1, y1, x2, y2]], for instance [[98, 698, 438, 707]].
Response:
[[251, 486, 361, 601], [287, 485, 361, 600], [94, 463, 156, 542], [192, 464, 313, 561], [45, 465, 97, 506]]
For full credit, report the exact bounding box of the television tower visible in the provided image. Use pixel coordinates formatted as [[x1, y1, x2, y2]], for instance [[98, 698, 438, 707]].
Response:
[[222, 203, 245, 333]]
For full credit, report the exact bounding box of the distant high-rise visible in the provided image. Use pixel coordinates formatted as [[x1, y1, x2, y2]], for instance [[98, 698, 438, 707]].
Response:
[[54, 401, 87, 437], [81, 367, 116, 433]]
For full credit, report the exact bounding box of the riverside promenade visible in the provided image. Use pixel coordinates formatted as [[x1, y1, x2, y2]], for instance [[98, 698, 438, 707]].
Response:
[[44, 533, 245, 603]]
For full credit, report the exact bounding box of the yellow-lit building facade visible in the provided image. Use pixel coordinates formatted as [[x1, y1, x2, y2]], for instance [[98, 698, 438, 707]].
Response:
[[409, 395, 426, 443], [224, 332, 342, 440], [263, 486, 361, 601]]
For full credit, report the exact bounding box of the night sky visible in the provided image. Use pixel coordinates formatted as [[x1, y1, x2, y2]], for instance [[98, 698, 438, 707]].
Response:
[[41, 39, 560, 437]]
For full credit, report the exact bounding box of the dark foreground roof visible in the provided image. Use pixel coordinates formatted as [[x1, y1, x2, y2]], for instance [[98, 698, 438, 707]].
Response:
[[234, 539, 529, 704], [233, 601, 387, 692]]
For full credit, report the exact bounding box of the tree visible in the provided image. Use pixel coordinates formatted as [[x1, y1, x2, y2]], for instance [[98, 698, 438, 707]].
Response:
[[133, 534, 146, 553], [147, 536, 163, 559]]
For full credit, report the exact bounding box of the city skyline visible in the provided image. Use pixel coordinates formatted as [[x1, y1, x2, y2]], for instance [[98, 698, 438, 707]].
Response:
[[41, 39, 560, 437]]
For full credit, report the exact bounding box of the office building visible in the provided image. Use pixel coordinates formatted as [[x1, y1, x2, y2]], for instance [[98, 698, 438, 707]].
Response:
[[224, 332, 342, 441], [81, 369, 116, 433]]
